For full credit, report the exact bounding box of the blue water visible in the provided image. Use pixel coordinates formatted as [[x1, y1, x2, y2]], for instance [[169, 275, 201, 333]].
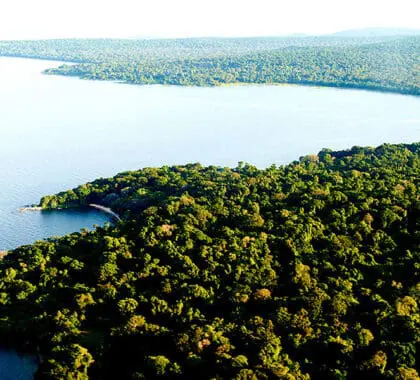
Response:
[[0, 56, 419, 378], [1, 57, 419, 250], [0, 349, 38, 380]]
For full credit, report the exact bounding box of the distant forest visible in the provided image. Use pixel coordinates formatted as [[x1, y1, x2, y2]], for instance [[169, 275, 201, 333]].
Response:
[[0, 36, 418, 95]]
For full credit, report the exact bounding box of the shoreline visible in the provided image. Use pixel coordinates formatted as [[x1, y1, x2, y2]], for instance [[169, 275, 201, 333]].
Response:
[[46, 70, 420, 97], [19, 206, 43, 212], [89, 204, 121, 221], [19, 203, 121, 221]]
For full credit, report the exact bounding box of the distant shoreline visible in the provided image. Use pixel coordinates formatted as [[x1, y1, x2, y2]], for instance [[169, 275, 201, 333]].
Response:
[[0, 55, 417, 97], [0, 53, 86, 64]]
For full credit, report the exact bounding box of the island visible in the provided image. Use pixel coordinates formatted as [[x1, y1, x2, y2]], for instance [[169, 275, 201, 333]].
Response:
[[0, 142, 418, 378], [0, 36, 419, 95]]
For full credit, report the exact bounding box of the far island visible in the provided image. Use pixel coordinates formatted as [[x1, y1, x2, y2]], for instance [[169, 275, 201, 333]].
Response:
[[0, 35, 419, 95]]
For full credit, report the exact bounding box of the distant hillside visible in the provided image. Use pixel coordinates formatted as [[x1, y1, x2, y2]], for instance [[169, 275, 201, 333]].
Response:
[[332, 27, 420, 37], [0, 36, 419, 95]]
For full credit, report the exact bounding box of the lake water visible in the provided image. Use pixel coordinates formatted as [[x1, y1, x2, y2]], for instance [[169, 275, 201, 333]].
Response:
[[1, 57, 419, 250], [0, 349, 38, 380], [0, 56, 419, 377]]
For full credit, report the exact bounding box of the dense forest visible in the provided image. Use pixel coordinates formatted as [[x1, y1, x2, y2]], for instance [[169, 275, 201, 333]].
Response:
[[0, 143, 419, 379], [0, 36, 419, 94]]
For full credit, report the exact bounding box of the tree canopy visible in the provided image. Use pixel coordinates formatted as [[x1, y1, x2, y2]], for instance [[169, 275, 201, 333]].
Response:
[[0, 36, 418, 95], [0, 143, 419, 378]]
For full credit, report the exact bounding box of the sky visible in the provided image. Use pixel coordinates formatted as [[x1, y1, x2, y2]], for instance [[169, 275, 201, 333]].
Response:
[[0, 0, 419, 40]]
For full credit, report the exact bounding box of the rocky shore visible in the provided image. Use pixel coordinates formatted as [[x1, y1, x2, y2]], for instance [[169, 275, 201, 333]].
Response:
[[19, 206, 43, 212]]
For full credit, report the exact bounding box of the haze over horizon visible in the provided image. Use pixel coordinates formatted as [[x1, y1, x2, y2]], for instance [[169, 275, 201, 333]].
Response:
[[0, 0, 419, 40]]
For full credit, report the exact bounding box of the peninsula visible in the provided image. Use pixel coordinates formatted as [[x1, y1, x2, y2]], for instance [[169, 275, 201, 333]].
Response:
[[0, 143, 418, 378]]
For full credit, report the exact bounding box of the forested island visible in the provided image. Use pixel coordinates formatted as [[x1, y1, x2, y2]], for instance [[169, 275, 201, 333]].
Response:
[[0, 36, 419, 95], [0, 143, 419, 378]]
